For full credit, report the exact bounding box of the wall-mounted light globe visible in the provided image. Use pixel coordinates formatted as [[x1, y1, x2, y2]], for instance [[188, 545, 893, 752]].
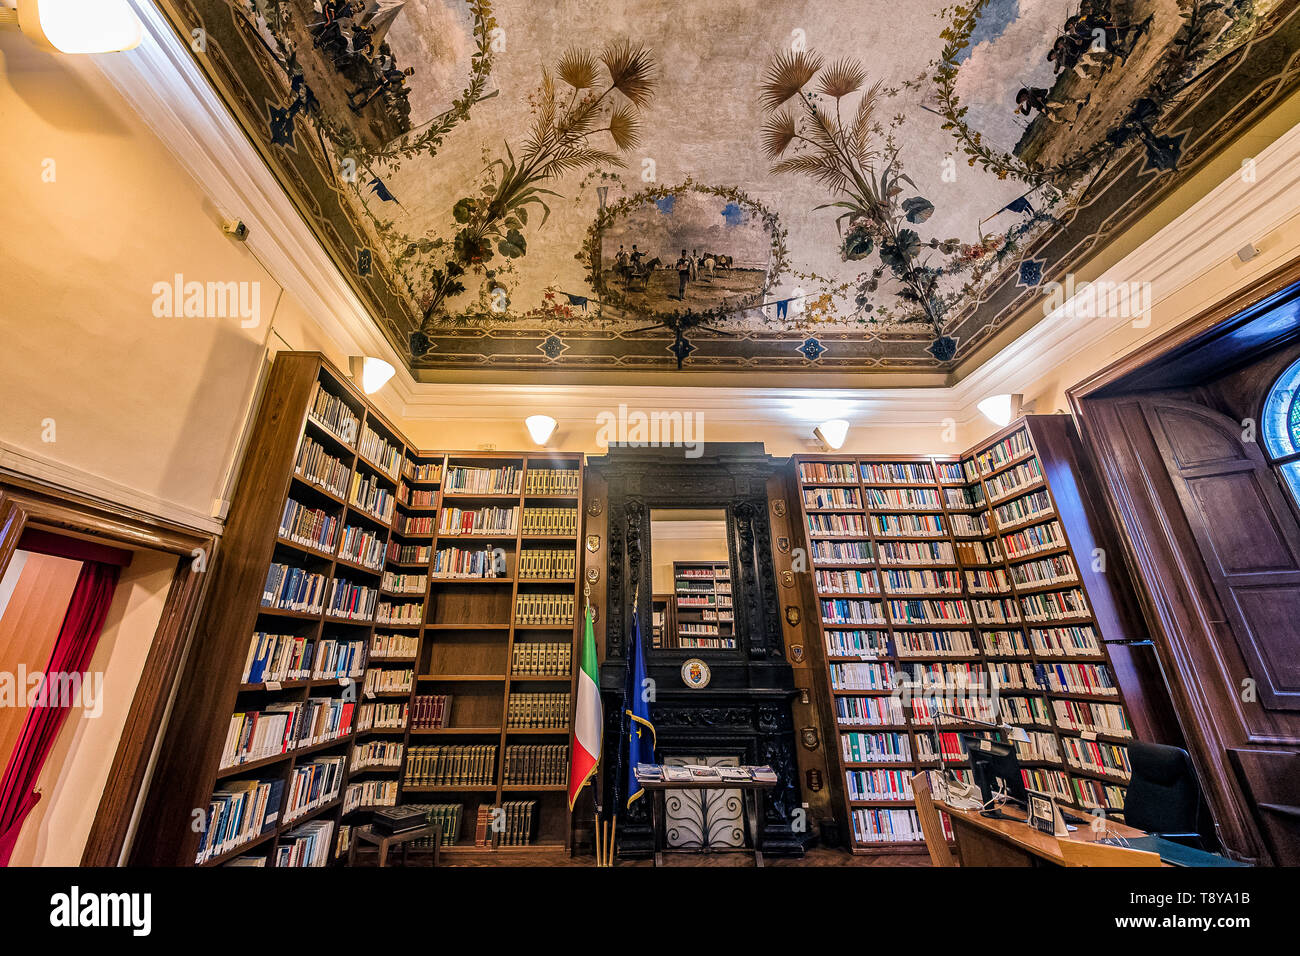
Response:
[[16, 0, 144, 54], [525, 415, 558, 446]]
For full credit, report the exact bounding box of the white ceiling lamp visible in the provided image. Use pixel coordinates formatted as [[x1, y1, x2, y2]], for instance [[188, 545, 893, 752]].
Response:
[[525, 415, 557, 447], [814, 419, 850, 450], [977, 393, 1023, 428], [2, 0, 144, 54], [348, 356, 396, 395]]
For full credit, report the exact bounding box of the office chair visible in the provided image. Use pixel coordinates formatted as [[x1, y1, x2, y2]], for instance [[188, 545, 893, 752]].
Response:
[[1121, 741, 1205, 849]]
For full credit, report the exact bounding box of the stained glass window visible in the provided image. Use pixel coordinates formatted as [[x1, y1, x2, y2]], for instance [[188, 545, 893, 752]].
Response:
[[1262, 355, 1300, 504]]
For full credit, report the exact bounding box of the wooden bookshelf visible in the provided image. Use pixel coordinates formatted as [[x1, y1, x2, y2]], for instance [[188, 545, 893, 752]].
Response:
[[793, 422, 1140, 855], [133, 354, 585, 865]]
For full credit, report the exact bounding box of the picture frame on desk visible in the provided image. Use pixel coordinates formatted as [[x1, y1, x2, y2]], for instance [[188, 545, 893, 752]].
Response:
[[1026, 788, 1069, 837]]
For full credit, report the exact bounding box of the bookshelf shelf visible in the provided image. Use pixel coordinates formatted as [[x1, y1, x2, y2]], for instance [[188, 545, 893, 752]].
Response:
[[795, 426, 1142, 853], [138, 355, 586, 866]]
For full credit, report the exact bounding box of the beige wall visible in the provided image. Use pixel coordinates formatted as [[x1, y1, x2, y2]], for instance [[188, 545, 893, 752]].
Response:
[[0, 33, 325, 529], [9, 548, 176, 866]]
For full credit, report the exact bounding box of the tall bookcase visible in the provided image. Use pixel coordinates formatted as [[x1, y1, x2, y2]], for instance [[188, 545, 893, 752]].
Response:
[[133, 353, 585, 866], [793, 417, 1140, 855]]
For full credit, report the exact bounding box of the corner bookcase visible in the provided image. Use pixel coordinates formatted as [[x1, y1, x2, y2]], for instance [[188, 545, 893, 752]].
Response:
[[133, 353, 584, 865], [793, 416, 1141, 855]]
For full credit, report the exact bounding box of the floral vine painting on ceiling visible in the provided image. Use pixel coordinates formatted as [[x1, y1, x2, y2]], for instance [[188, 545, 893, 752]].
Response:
[[225, 0, 1289, 369]]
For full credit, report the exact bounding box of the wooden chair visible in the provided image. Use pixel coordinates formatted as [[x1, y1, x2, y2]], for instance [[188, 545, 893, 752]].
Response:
[[911, 770, 959, 867], [1058, 837, 1162, 867]]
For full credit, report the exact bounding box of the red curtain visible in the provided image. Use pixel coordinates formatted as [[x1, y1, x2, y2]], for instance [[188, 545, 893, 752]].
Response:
[[0, 560, 120, 865]]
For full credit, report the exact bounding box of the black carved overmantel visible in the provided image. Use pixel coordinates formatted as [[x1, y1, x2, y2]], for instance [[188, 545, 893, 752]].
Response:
[[589, 443, 808, 857]]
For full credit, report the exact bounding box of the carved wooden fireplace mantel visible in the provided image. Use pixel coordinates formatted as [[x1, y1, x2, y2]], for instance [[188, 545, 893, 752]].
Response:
[[586, 443, 809, 857]]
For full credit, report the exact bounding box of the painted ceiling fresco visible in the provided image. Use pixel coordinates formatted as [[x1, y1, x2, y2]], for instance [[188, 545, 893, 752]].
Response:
[[166, 0, 1300, 374]]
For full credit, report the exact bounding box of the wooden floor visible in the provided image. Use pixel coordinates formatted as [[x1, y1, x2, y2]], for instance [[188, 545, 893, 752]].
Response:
[[428, 845, 930, 867]]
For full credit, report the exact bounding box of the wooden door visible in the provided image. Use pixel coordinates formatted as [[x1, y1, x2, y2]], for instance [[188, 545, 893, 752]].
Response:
[[1141, 399, 1300, 711]]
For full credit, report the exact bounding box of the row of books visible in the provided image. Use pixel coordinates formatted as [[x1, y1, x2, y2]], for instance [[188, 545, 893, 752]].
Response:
[[1010, 553, 1078, 588], [1023, 767, 1073, 802], [279, 499, 338, 553], [388, 541, 432, 565], [325, 579, 378, 621], [889, 599, 972, 625], [220, 698, 355, 768], [349, 471, 396, 524], [882, 568, 961, 594], [410, 694, 453, 729], [874, 514, 946, 537], [798, 461, 857, 484], [972, 597, 1019, 624], [339, 524, 385, 570], [312, 638, 366, 679], [438, 506, 518, 536], [370, 632, 418, 659], [358, 424, 402, 479], [343, 779, 397, 813], [294, 436, 350, 499], [808, 513, 867, 536], [957, 538, 1003, 565], [395, 514, 435, 537], [842, 731, 911, 763], [835, 694, 905, 726], [515, 593, 574, 626], [524, 468, 580, 495], [896, 630, 977, 657], [351, 739, 403, 771], [356, 701, 407, 731], [404, 745, 496, 786], [1062, 737, 1131, 779], [820, 598, 885, 626], [1019, 588, 1091, 622], [677, 564, 729, 580], [502, 744, 569, 785], [865, 487, 942, 510], [241, 632, 312, 684], [362, 667, 412, 696], [811, 539, 873, 564], [830, 662, 894, 691], [971, 428, 1033, 476], [282, 755, 347, 824], [678, 636, 737, 649], [993, 488, 1053, 528], [846, 769, 914, 801], [402, 486, 437, 509], [493, 800, 538, 846], [403, 803, 462, 846], [376, 599, 422, 626], [381, 571, 426, 594], [985, 458, 1044, 502], [444, 465, 522, 495], [860, 462, 934, 485], [1052, 699, 1132, 737], [815, 568, 878, 594], [1073, 777, 1126, 811], [908, 695, 997, 725], [967, 567, 1010, 592], [404, 461, 442, 483], [512, 642, 572, 676], [999, 695, 1051, 727], [950, 513, 991, 537], [432, 545, 507, 578], [900, 661, 987, 689], [852, 807, 924, 844], [1032, 625, 1102, 656], [804, 487, 861, 510], [307, 382, 359, 445], [945, 485, 984, 510], [261, 563, 326, 614], [1043, 661, 1116, 696], [521, 507, 578, 536], [519, 548, 577, 579], [196, 779, 282, 864], [506, 692, 570, 729]]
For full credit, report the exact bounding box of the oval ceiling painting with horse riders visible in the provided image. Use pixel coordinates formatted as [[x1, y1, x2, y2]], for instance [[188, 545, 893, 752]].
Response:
[[167, 0, 1299, 375]]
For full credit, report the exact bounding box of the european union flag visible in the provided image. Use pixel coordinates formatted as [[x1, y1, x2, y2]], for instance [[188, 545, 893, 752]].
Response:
[[624, 604, 656, 807]]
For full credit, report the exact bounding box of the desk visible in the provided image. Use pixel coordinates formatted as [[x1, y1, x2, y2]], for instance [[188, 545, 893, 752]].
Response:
[[640, 778, 777, 867], [347, 823, 440, 867], [942, 801, 1165, 867]]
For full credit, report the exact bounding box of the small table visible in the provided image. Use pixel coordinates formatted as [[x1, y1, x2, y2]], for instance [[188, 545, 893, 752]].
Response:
[[347, 823, 440, 867], [640, 777, 778, 867]]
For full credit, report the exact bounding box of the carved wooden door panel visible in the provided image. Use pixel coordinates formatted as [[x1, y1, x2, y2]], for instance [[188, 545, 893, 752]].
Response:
[[1141, 398, 1300, 711]]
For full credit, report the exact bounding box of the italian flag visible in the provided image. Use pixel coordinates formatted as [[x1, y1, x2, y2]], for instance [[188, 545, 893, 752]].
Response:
[[568, 604, 602, 810]]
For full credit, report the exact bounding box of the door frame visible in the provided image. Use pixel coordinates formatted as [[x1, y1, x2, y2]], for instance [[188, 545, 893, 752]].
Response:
[[0, 474, 218, 866]]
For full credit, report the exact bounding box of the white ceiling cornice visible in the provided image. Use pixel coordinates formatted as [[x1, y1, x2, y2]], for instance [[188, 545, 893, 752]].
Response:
[[100, 2, 1300, 434]]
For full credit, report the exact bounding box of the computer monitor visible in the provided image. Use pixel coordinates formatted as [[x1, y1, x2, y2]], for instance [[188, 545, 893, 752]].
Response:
[[960, 732, 1027, 815]]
